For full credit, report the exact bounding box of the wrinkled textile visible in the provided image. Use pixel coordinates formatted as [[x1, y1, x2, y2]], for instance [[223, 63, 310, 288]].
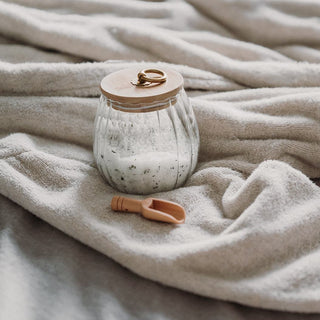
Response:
[[1, 0, 320, 313], [2, 194, 320, 320]]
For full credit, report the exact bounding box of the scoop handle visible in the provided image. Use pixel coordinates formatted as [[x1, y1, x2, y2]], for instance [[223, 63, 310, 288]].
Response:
[[111, 196, 142, 213]]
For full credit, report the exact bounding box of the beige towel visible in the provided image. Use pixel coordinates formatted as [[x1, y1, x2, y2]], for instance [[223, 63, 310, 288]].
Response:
[[1, 0, 320, 313], [4, 194, 317, 320]]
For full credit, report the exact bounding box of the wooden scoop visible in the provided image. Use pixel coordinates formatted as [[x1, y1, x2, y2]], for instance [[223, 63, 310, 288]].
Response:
[[111, 196, 185, 224]]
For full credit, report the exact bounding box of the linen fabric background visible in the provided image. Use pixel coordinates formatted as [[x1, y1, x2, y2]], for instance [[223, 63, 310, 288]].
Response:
[[1, 0, 320, 316]]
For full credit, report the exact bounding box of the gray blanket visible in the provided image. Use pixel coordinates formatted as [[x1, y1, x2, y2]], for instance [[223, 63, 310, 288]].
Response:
[[2, 194, 320, 320], [1, 0, 320, 313]]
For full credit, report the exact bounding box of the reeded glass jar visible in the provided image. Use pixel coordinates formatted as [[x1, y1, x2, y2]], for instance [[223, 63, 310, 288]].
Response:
[[93, 67, 199, 195]]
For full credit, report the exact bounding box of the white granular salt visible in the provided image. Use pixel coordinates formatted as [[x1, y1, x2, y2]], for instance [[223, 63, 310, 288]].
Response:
[[101, 150, 190, 194]]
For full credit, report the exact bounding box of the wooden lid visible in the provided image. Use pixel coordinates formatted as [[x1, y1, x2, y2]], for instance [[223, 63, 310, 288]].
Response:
[[100, 67, 183, 108]]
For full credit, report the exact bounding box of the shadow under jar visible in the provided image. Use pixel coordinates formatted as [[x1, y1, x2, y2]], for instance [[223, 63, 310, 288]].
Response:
[[94, 67, 199, 195]]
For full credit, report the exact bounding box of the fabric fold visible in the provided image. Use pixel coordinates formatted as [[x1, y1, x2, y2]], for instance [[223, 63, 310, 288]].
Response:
[[1, 0, 320, 313]]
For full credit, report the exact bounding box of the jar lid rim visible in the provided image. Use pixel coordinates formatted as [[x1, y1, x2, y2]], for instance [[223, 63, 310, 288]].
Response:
[[100, 67, 183, 106]]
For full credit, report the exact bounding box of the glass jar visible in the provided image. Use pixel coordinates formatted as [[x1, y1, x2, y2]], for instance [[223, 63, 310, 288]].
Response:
[[93, 67, 199, 195]]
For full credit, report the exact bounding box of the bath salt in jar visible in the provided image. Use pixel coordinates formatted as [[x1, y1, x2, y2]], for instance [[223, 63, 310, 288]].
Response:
[[93, 67, 199, 195]]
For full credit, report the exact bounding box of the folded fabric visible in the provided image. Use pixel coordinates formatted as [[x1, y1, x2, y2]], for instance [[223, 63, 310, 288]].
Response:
[[1, 0, 320, 313]]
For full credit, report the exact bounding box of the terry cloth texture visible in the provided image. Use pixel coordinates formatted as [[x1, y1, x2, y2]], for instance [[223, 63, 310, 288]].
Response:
[[2, 194, 320, 320], [1, 0, 320, 313]]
